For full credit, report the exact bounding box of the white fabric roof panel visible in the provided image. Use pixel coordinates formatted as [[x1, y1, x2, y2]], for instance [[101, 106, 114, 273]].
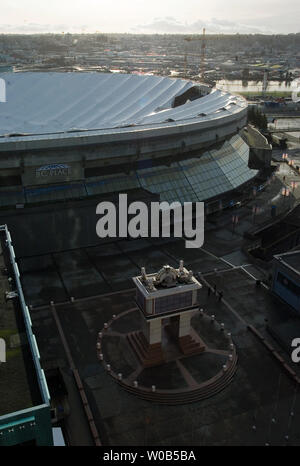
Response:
[[0, 72, 246, 138]]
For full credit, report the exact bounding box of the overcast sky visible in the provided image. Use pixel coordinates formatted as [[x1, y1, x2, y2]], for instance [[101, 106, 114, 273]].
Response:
[[1, 0, 300, 34]]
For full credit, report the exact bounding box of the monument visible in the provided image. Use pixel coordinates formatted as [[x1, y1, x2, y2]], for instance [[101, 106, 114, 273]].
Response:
[[128, 261, 205, 367], [97, 260, 237, 404]]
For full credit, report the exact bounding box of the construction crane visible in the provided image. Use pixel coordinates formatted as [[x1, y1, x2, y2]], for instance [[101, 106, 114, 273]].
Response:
[[183, 40, 188, 77], [183, 28, 206, 79], [262, 69, 268, 98], [200, 28, 206, 79]]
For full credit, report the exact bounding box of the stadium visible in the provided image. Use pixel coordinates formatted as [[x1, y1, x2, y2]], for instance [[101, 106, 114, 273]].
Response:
[[3, 72, 298, 448], [0, 72, 257, 209]]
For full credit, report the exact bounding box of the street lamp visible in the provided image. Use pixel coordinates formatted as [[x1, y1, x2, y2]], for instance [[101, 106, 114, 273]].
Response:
[[232, 215, 239, 234], [291, 181, 298, 192], [252, 205, 259, 224], [281, 186, 290, 210], [282, 187, 290, 196]]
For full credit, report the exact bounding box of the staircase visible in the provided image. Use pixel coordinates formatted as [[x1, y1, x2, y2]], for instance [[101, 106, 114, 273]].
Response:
[[127, 331, 164, 368]]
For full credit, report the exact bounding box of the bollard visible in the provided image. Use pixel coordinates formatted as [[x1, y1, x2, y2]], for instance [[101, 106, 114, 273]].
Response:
[[96, 343, 101, 350], [211, 314, 215, 322], [152, 385, 156, 392], [104, 323, 108, 329], [220, 323, 225, 330], [118, 373, 122, 381], [98, 332, 102, 339], [106, 364, 111, 372], [223, 364, 227, 372], [133, 380, 138, 388], [99, 353, 103, 361], [112, 314, 116, 320]]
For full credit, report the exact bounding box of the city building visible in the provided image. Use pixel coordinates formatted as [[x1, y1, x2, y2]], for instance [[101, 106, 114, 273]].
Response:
[[0, 225, 53, 446], [0, 33, 299, 446], [272, 251, 300, 313]]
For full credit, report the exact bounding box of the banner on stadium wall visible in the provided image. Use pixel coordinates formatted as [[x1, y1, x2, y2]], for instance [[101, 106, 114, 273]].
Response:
[[21, 162, 84, 186]]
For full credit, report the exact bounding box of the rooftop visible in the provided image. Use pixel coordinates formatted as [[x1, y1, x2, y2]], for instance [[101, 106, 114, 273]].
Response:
[[275, 250, 300, 276], [0, 231, 42, 417], [0, 72, 246, 141], [134, 262, 201, 295], [242, 125, 272, 150]]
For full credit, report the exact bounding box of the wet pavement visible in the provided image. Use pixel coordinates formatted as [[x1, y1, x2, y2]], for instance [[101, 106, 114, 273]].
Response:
[[15, 158, 300, 445], [30, 288, 300, 445]]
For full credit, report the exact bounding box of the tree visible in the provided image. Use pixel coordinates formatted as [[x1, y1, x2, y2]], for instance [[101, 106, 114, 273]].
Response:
[[248, 106, 268, 131]]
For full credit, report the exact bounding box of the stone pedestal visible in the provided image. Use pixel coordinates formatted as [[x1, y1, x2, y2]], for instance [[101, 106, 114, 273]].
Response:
[[128, 310, 205, 365], [178, 334, 205, 356]]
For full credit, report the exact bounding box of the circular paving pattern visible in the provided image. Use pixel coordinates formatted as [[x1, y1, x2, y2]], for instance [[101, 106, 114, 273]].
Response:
[[96, 308, 237, 405]]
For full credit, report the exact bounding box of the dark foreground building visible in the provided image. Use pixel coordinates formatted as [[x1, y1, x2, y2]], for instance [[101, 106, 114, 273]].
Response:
[[0, 225, 53, 446], [272, 251, 300, 313]]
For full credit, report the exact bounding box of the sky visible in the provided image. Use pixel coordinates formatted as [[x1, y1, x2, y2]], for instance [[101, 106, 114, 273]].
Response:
[[1, 0, 300, 35]]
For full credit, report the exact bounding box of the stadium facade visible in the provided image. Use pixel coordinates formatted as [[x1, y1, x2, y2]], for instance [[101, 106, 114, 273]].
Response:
[[0, 72, 258, 209]]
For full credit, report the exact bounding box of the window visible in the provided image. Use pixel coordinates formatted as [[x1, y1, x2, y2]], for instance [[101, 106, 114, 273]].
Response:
[[136, 289, 145, 311], [155, 291, 192, 314], [277, 272, 300, 296]]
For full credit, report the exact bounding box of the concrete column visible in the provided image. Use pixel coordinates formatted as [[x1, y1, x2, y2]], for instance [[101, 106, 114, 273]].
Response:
[[140, 315, 149, 341], [148, 317, 162, 345], [178, 311, 193, 338]]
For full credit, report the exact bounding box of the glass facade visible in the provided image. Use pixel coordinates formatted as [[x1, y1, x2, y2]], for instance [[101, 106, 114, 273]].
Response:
[[86, 173, 139, 196], [0, 135, 257, 206], [85, 134, 256, 203], [137, 164, 199, 203], [277, 272, 300, 296], [24, 183, 86, 203]]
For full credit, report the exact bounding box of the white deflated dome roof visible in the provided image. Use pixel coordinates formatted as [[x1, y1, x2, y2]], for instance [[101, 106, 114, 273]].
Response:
[[0, 72, 246, 137]]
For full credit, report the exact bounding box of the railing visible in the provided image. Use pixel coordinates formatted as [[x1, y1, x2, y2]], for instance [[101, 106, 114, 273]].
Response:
[[0, 224, 50, 407]]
